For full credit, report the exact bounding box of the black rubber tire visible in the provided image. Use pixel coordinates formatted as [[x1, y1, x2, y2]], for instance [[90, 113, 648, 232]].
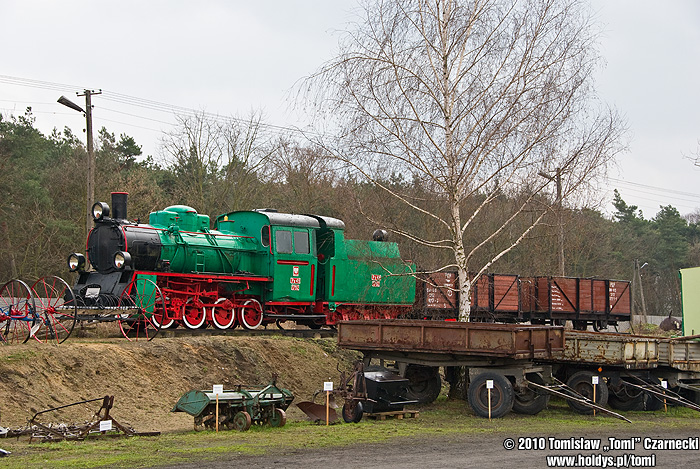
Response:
[[566, 371, 609, 414], [608, 383, 644, 411], [405, 365, 442, 404], [342, 400, 364, 423], [467, 372, 514, 419], [512, 373, 549, 415], [643, 392, 665, 411]]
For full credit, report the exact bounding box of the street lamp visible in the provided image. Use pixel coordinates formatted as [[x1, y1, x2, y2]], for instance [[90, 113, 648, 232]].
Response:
[[57, 90, 100, 237]]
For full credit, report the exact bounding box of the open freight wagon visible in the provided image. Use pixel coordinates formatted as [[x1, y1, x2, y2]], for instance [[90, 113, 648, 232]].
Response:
[[414, 272, 631, 330]]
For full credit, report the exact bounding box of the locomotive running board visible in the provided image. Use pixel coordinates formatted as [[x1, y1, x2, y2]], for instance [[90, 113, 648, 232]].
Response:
[[264, 313, 328, 319], [526, 380, 632, 422]]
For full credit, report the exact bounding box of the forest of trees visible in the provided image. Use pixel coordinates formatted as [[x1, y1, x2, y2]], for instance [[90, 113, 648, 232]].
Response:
[[1, 108, 698, 319]]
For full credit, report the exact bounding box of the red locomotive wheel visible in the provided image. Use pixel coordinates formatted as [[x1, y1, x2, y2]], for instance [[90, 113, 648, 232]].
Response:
[[117, 278, 164, 341], [181, 299, 207, 329], [151, 300, 175, 329], [239, 299, 263, 330], [210, 298, 235, 329]]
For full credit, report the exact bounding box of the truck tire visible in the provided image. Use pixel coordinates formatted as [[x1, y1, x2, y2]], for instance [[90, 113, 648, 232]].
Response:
[[467, 372, 514, 419], [566, 371, 609, 414], [513, 373, 549, 415], [608, 383, 644, 411], [405, 365, 442, 404]]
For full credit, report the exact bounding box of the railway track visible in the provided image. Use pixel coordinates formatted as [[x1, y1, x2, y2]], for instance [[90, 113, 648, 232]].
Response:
[[159, 326, 337, 339]]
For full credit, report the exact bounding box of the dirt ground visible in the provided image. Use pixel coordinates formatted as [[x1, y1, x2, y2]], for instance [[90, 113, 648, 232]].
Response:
[[0, 333, 360, 433]]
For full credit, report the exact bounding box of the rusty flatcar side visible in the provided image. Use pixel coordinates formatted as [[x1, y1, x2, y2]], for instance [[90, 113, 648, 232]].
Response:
[[338, 319, 564, 360]]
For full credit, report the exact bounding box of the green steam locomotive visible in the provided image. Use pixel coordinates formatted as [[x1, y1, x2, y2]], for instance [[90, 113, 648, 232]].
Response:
[[68, 192, 416, 331]]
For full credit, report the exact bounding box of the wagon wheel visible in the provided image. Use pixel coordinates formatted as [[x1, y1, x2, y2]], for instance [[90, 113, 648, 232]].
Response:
[[29, 276, 77, 344], [268, 408, 287, 428], [467, 372, 514, 419], [117, 278, 164, 341], [512, 373, 549, 415], [239, 299, 263, 330], [566, 371, 609, 414], [232, 411, 252, 431], [209, 298, 236, 330], [608, 381, 644, 411], [405, 365, 442, 404], [181, 298, 207, 329], [0, 279, 35, 344]]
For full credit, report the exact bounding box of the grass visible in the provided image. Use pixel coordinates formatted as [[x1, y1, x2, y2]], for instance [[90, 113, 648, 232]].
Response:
[[1, 398, 698, 468], [3, 349, 37, 362]]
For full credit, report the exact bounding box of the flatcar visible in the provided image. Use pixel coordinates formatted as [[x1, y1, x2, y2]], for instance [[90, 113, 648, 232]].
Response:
[[67, 192, 416, 332]]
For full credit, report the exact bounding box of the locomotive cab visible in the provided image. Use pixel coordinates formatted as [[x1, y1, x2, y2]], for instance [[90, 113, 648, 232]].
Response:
[[216, 210, 344, 305]]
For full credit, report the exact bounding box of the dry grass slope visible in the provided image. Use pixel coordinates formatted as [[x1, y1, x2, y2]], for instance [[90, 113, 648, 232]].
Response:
[[0, 336, 360, 433]]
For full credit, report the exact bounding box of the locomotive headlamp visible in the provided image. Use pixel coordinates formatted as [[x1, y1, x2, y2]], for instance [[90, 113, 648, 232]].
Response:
[[92, 202, 110, 220], [113, 251, 132, 270], [67, 253, 86, 272]]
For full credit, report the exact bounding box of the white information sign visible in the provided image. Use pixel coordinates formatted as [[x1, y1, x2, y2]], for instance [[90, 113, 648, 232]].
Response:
[[661, 380, 668, 389], [99, 420, 113, 432], [323, 381, 333, 391], [592, 376, 599, 385], [486, 380, 494, 389], [213, 384, 224, 395]]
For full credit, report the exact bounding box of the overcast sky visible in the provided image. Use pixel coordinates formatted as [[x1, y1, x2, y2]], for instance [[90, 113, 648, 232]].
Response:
[[2, 0, 699, 218]]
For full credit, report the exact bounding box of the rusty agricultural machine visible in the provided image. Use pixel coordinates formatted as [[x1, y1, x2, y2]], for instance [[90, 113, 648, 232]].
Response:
[[171, 381, 294, 431], [297, 362, 418, 424], [0, 396, 159, 442]]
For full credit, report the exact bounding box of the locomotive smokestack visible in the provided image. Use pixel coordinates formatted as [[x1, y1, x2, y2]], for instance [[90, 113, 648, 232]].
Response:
[[111, 192, 128, 220]]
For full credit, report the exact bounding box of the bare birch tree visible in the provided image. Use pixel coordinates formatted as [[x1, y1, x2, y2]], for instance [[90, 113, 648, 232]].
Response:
[[304, 0, 626, 320]]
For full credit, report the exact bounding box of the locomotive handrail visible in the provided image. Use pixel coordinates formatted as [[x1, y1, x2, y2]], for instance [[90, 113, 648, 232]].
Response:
[[123, 224, 255, 239]]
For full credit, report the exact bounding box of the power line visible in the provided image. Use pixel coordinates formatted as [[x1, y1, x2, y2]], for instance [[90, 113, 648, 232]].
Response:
[[0, 74, 315, 137], [608, 177, 700, 200]]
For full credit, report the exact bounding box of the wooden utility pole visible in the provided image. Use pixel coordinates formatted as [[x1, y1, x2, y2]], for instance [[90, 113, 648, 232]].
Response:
[[539, 167, 565, 276], [77, 90, 101, 237]]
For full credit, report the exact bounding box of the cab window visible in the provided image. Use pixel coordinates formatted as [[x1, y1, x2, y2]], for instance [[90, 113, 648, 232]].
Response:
[[294, 231, 310, 254], [275, 230, 293, 254], [261, 225, 270, 247]]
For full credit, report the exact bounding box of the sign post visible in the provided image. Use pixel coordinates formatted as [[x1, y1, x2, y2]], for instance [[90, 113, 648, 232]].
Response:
[[592, 376, 599, 416], [661, 380, 668, 412], [486, 379, 493, 421], [324, 381, 333, 426], [213, 384, 224, 432]]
